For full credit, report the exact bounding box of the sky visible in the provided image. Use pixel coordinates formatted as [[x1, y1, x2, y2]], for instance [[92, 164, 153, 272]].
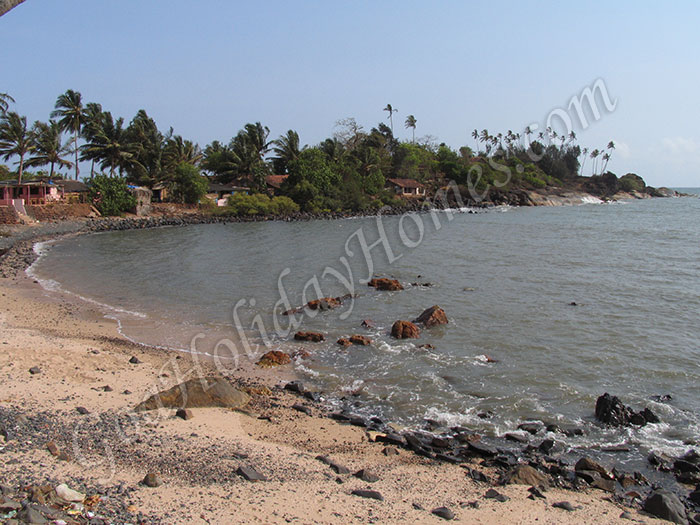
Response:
[[1, 0, 699, 187]]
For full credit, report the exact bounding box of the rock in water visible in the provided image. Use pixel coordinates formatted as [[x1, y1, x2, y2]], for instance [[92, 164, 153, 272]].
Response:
[[349, 335, 372, 346], [134, 377, 250, 411], [413, 305, 448, 328], [391, 320, 420, 339], [595, 393, 632, 425], [294, 331, 325, 342], [368, 277, 404, 291], [257, 350, 292, 367], [643, 490, 688, 524], [575, 457, 609, 476]]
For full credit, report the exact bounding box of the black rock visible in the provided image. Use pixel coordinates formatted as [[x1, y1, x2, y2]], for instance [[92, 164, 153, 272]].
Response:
[[330, 412, 350, 422], [505, 433, 529, 444], [674, 459, 700, 474], [237, 466, 267, 482], [552, 501, 575, 512], [595, 393, 631, 426], [688, 490, 700, 505], [641, 407, 660, 424], [431, 507, 455, 520], [292, 404, 312, 416], [528, 486, 546, 499], [518, 422, 543, 435], [76, 406, 90, 415], [575, 470, 601, 484], [351, 489, 383, 501], [431, 436, 453, 448], [591, 478, 617, 493], [303, 391, 321, 402], [315, 455, 350, 475], [468, 441, 498, 457], [469, 469, 491, 483], [575, 457, 608, 476], [376, 433, 405, 447], [538, 439, 555, 454], [484, 489, 509, 502], [650, 394, 673, 403], [129, 356, 141, 364], [284, 381, 304, 393], [643, 490, 688, 524], [29, 366, 41, 375]]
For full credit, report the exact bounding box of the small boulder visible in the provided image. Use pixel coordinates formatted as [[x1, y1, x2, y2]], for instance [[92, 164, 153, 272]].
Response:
[[391, 320, 420, 339], [575, 457, 609, 477], [353, 469, 379, 482], [134, 377, 250, 411], [413, 305, 448, 328], [237, 466, 267, 482], [643, 490, 688, 524], [142, 473, 162, 487], [484, 488, 509, 502], [294, 331, 325, 342], [337, 338, 352, 347], [349, 335, 372, 346], [129, 356, 141, 364], [552, 501, 576, 512], [76, 406, 89, 415], [257, 350, 292, 367], [505, 465, 549, 487], [175, 408, 193, 420], [55, 483, 85, 502], [368, 277, 403, 291], [432, 507, 455, 520], [29, 366, 41, 375], [351, 489, 384, 501]]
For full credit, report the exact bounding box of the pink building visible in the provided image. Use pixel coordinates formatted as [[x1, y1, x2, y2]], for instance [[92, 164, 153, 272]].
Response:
[[0, 181, 51, 207]]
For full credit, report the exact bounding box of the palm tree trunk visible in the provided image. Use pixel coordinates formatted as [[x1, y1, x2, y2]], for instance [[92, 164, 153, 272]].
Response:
[[90, 159, 95, 178], [49, 161, 54, 182], [412, 128, 415, 143], [17, 154, 23, 184], [74, 128, 79, 180]]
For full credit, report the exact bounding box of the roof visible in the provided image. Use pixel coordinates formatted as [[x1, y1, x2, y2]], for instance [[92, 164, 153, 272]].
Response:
[[0, 180, 50, 187], [265, 175, 289, 189], [387, 178, 425, 189], [208, 182, 249, 192], [57, 180, 88, 192]]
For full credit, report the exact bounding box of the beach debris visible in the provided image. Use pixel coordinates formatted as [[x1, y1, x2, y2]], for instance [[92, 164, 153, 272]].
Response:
[[353, 469, 379, 482], [175, 408, 193, 420], [28, 366, 41, 375], [643, 490, 688, 524], [351, 489, 384, 501], [413, 305, 448, 328], [431, 506, 455, 520], [484, 488, 509, 502], [129, 356, 141, 364], [134, 377, 250, 411], [237, 466, 267, 482], [141, 473, 163, 487], [390, 320, 420, 339], [368, 277, 403, 291], [595, 393, 660, 427], [257, 350, 292, 367], [294, 331, 325, 342]]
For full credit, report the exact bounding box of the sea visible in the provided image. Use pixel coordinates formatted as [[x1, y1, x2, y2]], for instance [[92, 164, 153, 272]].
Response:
[[28, 189, 700, 470]]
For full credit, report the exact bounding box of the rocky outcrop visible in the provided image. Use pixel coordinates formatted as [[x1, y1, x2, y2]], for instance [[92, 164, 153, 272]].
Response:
[[257, 350, 292, 367], [594, 393, 659, 427], [134, 377, 250, 411], [368, 277, 404, 291], [294, 331, 325, 342], [391, 320, 420, 339], [413, 305, 448, 328]]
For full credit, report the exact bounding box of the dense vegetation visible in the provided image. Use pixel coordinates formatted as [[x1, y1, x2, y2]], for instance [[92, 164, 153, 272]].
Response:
[[0, 89, 645, 215]]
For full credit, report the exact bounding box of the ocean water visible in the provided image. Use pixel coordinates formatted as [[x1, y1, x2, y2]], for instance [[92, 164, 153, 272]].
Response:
[[29, 191, 700, 464]]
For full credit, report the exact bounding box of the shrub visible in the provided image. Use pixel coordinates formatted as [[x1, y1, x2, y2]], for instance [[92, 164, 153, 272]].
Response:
[[88, 175, 136, 216], [227, 193, 272, 216], [170, 163, 209, 204], [619, 173, 646, 193], [269, 196, 300, 215]]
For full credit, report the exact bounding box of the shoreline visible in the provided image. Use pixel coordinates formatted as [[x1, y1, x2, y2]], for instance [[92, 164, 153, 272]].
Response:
[[1, 202, 697, 522], [0, 271, 674, 525]]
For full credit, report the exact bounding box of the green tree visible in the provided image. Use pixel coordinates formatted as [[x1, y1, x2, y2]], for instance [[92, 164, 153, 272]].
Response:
[[124, 109, 165, 186], [404, 114, 417, 143], [80, 111, 133, 177], [88, 174, 136, 216], [0, 92, 14, 115], [272, 129, 302, 174], [51, 89, 84, 180], [26, 120, 72, 181], [0, 111, 33, 183], [383, 104, 398, 132], [169, 162, 208, 204], [80, 102, 104, 178]]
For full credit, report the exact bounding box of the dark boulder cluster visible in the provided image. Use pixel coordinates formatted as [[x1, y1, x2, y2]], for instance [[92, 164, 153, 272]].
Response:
[[595, 393, 660, 427]]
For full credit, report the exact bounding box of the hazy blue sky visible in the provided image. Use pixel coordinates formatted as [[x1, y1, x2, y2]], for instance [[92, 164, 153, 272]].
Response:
[[1, 0, 699, 186]]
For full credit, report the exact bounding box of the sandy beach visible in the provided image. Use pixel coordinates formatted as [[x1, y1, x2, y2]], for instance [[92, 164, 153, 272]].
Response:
[[0, 256, 672, 524]]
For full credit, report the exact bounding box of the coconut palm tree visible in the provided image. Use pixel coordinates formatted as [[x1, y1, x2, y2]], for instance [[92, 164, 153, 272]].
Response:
[[601, 153, 611, 173], [0, 92, 14, 115], [404, 115, 417, 143], [471, 129, 480, 152], [0, 111, 33, 183], [590, 149, 600, 175], [80, 111, 133, 177], [272, 129, 302, 173], [80, 102, 104, 178], [579, 147, 589, 176], [602, 140, 615, 173], [26, 120, 72, 181], [51, 89, 84, 180], [383, 104, 398, 133]]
